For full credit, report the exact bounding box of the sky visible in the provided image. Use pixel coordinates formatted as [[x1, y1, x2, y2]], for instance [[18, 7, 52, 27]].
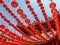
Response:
[[0, 0, 60, 36]]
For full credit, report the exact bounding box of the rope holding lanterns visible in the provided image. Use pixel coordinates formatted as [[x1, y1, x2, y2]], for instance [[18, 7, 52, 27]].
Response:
[[11, 0, 18, 8]]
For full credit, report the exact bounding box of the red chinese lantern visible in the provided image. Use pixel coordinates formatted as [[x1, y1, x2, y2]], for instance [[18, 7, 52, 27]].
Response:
[[25, 19, 30, 24], [29, 24, 33, 28], [17, 8, 23, 14], [21, 14, 27, 19], [51, 9, 57, 14], [37, 0, 41, 3], [29, 24, 36, 30], [50, 2, 56, 9], [0, 0, 4, 4], [3, 4, 7, 8], [31, 11, 35, 14], [7, 31, 15, 38], [40, 6, 44, 10], [27, 5, 31, 8], [15, 36, 20, 41], [12, 33, 16, 37], [25, 0, 30, 4], [0, 25, 5, 29], [11, 0, 18, 8], [30, 8, 33, 11], [27, 5, 33, 11], [39, 3, 43, 7], [3, 28, 9, 34], [42, 9, 45, 13]]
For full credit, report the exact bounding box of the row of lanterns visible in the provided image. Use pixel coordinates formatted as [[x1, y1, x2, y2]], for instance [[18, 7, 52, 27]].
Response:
[[0, 24, 23, 44], [16, 0, 47, 42], [50, 2, 60, 40], [0, 0, 60, 45], [0, 39, 22, 45], [2, 0, 43, 42], [37, 0, 55, 37], [17, 7, 45, 41], [0, 13, 35, 44], [25, 0, 50, 41], [2, 3, 39, 42]]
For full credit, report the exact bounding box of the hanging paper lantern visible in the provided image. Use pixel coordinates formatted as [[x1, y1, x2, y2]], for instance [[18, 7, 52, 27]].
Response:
[[27, 5, 31, 8], [43, 13, 46, 16], [51, 9, 57, 14], [3, 28, 9, 34], [40, 6, 44, 10], [13, 15, 17, 19], [39, 3, 43, 7], [30, 8, 33, 11], [29, 24, 36, 30], [12, 33, 16, 37], [0, 25, 5, 29], [25, 19, 30, 24], [11, 0, 18, 8], [21, 14, 27, 19], [0, 0, 4, 4], [27, 5, 33, 11], [7, 32, 15, 38], [31, 11, 35, 15], [25, 0, 30, 4], [17, 8, 23, 14], [6, 8, 12, 14], [37, 0, 41, 3], [5, 7, 9, 11], [42, 9, 45, 13], [15, 36, 20, 41], [50, 2, 56, 9], [1, 15, 5, 19], [3, 4, 7, 8]]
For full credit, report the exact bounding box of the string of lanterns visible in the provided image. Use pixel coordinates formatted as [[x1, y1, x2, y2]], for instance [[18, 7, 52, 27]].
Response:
[[0, 39, 22, 45], [0, 25, 23, 44], [2, 3, 39, 42], [25, 0, 50, 39], [50, 2, 60, 40], [3, 28, 26, 44], [17, 7, 47, 41], [0, 12, 35, 44], [2, 2, 44, 41], [0, 0, 60, 45], [37, 0, 55, 37]]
